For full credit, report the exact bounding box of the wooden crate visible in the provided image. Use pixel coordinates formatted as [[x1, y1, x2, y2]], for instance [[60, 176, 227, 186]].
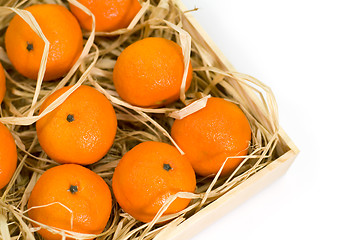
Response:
[[0, 0, 298, 239], [153, 1, 300, 239]]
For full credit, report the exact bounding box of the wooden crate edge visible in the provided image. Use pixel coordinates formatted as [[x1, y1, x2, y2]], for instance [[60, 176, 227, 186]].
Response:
[[155, 148, 297, 240], [152, 1, 300, 239]]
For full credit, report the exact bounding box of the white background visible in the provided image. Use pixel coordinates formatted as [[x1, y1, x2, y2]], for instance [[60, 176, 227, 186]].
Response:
[[181, 0, 360, 239]]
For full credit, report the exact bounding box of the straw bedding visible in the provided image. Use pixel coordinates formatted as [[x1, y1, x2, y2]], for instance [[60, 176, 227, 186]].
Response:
[[0, 0, 287, 239]]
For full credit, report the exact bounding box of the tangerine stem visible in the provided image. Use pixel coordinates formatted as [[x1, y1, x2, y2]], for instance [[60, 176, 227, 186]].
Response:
[[67, 114, 75, 122], [163, 163, 172, 171], [69, 185, 78, 194], [26, 42, 33, 51]]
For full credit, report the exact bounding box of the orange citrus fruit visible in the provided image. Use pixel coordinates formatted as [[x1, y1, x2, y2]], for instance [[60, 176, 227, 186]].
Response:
[[0, 122, 17, 189], [36, 85, 117, 165], [27, 164, 112, 240], [112, 141, 196, 223], [112, 37, 193, 108], [171, 97, 252, 177], [0, 62, 5, 103], [70, 0, 141, 32], [5, 4, 83, 81]]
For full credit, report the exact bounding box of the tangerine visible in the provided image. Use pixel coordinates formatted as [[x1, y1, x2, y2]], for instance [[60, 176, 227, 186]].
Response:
[[36, 85, 117, 165], [112, 37, 193, 108], [5, 4, 83, 81], [112, 141, 196, 223], [171, 97, 252, 177], [27, 164, 112, 240], [0, 122, 17, 189], [0, 62, 5, 103], [70, 0, 141, 32]]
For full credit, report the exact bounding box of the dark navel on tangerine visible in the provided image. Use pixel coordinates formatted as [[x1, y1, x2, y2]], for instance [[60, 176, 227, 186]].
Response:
[[69, 185, 78, 194], [67, 114, 75, 122], [163, 163, 172, 171], [26, 42, 33, 51]]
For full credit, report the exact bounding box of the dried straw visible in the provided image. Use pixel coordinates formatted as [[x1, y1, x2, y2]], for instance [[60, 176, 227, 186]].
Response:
[[0, 0, 288, 239]]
